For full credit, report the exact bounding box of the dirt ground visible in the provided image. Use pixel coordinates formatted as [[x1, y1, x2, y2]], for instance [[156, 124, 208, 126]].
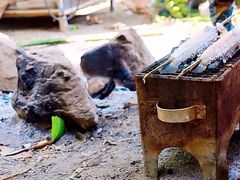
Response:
[[0, 1, 240, 180]]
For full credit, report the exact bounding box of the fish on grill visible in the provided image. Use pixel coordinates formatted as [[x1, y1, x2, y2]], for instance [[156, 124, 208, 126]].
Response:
[[142, 16, 233, 83], [161, 26, 219, 73], [193, 28, 240, 73]]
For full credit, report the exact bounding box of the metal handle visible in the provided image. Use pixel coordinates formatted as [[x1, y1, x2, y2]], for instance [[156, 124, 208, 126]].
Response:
[[156, 103, 206, 123]]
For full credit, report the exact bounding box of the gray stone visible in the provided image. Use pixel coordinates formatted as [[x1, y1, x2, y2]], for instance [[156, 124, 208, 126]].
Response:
[[0, 33, 18, 92], [81, 28, 155, 95], [12, 47, 97, 129]]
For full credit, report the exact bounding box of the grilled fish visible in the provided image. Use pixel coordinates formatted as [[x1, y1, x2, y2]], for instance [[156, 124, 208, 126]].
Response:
[[161, 26, 219, 73], [193, 28, 240, 73]]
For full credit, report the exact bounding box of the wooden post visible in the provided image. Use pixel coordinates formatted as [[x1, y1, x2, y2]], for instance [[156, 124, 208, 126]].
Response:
[[110, 0, 114, 12], [59, 16, 69, 32], [58, 0, 69, 32]]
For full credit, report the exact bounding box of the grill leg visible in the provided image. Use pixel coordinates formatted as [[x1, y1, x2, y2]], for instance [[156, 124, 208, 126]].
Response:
[[216, 154, 228, 180], [198, 155, 216, 180], [216, 139, 229, 180], [143, 146, 160, 178], [184, 139, 216, 180]]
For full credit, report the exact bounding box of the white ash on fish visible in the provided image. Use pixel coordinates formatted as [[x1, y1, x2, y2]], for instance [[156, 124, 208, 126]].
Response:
[[143, 24, 229, 83], [141, 25, 223, 83], [176, 27, 240, 78], [192, 28, 240, 74], [161, 26, 219, 73], [160, 15, 235, 74], [141, 16, 235, 83]]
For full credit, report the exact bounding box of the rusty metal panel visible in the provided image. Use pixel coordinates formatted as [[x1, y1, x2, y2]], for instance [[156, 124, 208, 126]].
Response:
[[135, 58, 240, 179]]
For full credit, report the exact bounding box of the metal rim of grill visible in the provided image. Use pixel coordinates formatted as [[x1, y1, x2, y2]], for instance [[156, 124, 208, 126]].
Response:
[[141, 50, 240, 82]]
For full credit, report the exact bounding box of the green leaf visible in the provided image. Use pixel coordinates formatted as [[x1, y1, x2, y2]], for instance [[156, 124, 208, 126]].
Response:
[[17, 38, 69, 47], [51, 116, 65, 143]]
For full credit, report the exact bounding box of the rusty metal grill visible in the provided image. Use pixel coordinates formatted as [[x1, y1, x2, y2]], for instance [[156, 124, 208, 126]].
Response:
[[142, 50, 240, 81]]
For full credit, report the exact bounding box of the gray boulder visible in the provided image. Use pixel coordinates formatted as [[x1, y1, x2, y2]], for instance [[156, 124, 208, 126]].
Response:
[[0, 33, 18, 92], [12, 47, 97, 129], [81, 28, 155, 97]]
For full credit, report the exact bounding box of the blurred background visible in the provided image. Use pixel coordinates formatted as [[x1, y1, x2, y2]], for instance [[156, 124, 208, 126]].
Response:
[[0, 0, 239, 60]]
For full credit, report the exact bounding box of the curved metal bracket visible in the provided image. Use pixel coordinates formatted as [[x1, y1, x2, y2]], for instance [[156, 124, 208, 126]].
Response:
[[156, 103, 206, 123]]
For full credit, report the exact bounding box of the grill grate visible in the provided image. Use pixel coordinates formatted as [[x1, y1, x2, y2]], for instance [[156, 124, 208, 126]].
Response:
[[143, 50, 240, 80]]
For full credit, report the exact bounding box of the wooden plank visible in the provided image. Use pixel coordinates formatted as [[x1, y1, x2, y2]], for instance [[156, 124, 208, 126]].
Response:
[[0, 0, 10, 18], [1, 0, 109, 31], [2, 9, 59, 17], [7, 0, 56, 10], [2, 0, 110, 18], [63, 0, 105, 11], [63, 0, 106, 15]]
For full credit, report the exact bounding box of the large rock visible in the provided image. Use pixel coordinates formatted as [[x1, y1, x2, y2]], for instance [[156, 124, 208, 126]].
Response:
[[0, 33, 18, 92], [12, 47, 97, 129], [81, 28, 155, 97]]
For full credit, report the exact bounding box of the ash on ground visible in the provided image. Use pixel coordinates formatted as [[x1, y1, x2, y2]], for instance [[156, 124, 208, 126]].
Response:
[[0, 89, 240, 179]]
